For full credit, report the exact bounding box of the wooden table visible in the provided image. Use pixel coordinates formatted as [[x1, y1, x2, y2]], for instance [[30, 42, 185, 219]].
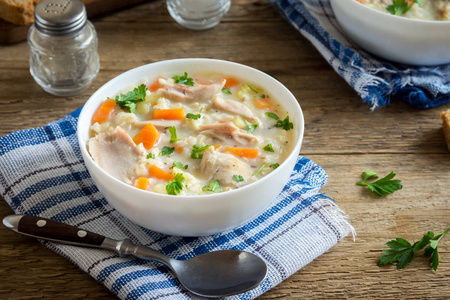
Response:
[[1, 0, 449, 298]]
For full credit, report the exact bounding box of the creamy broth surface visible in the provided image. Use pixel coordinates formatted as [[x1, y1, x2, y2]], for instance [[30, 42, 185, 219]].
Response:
[[88, 72, 295, 195], [359, 0, 450, 21]]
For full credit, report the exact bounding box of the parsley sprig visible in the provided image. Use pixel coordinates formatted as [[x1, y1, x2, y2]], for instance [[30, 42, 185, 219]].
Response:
[[356, 169, 402, 196], [115, 84, 147, 113], [166, 173, 185, 195], [387, 0, 423, 16], [379, 227, 450, 271], [173, 72, 194, 86]]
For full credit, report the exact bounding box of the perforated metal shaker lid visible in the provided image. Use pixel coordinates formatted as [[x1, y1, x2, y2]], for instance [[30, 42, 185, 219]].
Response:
[[34, 0, 87, 36]]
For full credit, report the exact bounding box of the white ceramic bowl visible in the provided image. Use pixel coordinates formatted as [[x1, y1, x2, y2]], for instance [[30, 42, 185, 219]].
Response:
[[331, 0, 450, 66], [77, 59, 304, 236]]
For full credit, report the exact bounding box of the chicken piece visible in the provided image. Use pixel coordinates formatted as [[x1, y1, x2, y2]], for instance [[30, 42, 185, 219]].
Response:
[[198, 122, 259, 145], [158, 78, 226, 102], [212, 95, 258, 122], [199, 148, 252, 188], [88, 127, 143, 181]]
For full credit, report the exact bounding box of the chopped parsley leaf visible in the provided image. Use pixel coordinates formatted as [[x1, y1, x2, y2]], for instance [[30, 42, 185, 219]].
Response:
[[233, 175, 244, 182], [169, 126, 181, 143], [246, 83, 259, 93], [266, 112, 279, 120], [275, 116, 293, 131], [263, 144, 274, 152], [202, 180, 222, 193], [222, 88, 232, 94], [191, 144, 211, 159], [186, 113, 201, 120], [173, 72, 194, 86], [160, 146, 175, 156], [173, 162, 188, 170], [147, 153, 155, 159], [245, 120, 259, 133], [252, 163, 266, 176], [166, 173, 185, 195], [269, 163, 280, 169]]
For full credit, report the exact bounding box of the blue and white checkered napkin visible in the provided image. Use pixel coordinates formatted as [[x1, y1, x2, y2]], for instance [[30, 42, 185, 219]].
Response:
[[0, 108, 353, 300], [268, 0, 450, 109]]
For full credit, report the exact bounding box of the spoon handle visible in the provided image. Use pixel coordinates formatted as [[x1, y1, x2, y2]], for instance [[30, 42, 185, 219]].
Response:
[[3, 214, 174, 267], [3, 214, 105, 248]]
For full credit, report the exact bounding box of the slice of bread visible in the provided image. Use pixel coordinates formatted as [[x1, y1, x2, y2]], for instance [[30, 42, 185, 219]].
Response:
[[441, 109, 450, 152], [0, 0, 41, 25]]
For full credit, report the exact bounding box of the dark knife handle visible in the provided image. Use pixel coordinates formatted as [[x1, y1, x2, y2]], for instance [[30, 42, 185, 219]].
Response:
[[3, 214, 105, 247]]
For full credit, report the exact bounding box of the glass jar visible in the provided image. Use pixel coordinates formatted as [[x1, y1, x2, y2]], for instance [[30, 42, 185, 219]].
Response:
[[28, 0, 100, 96], [167, 0, 231, 30]]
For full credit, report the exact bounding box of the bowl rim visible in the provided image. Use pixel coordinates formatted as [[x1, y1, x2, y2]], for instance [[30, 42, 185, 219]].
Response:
[[77, 58, 305, 201], [342, 0, 450, 25]]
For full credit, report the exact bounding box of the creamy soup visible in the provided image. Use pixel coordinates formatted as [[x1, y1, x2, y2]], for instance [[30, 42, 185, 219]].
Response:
[[358, 0, 450, 21], [88, 72, 295, 195]]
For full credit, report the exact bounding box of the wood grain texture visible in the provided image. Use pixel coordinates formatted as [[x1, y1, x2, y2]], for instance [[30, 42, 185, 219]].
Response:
[[1, 0, 450, 299]]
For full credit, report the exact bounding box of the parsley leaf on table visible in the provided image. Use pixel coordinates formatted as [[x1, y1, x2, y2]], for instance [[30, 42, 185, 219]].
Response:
[[379, 227, 450, 271], [356, 169, 402, 196], [202, 180, 222, 193], [173, 72, 194, 86], [114, 84, 147, 113], [166, 173, 185, 195]]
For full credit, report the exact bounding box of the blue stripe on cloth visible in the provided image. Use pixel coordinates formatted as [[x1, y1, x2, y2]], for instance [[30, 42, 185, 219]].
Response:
[[268, 0, 450, 109]]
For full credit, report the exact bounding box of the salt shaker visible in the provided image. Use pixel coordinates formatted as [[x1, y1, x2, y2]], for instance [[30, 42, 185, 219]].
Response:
[[28, 0, 100, 96]]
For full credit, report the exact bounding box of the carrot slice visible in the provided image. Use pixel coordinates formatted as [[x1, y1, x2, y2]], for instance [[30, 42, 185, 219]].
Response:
[[213, 145, 221, 150], [253, 97, 272, 110], [148, 165, 175, 181], [153, 108, 185, 120], [136, 177, 149, 190], [91, 98, 116, 124], [148, 78, 163, 92], [224, 147, 259, 159], [133, 123, 160, 149], [225, 77, 240, 88], [175, 146, 184, 153]]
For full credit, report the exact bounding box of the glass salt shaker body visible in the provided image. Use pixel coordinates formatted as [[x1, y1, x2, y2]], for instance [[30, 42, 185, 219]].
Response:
[[28, 0, 100, 96]]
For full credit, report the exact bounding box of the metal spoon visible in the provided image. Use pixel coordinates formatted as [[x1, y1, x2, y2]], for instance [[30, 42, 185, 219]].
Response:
[[3, 214, 267, 298]]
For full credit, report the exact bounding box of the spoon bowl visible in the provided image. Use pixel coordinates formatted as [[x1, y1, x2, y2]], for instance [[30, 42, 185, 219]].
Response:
[[172, 250, 267, 297]]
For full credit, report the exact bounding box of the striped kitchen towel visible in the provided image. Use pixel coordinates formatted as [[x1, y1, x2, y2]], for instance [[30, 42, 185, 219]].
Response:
[[0, 108, 353, 300], [268, 0, 450, 109]]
